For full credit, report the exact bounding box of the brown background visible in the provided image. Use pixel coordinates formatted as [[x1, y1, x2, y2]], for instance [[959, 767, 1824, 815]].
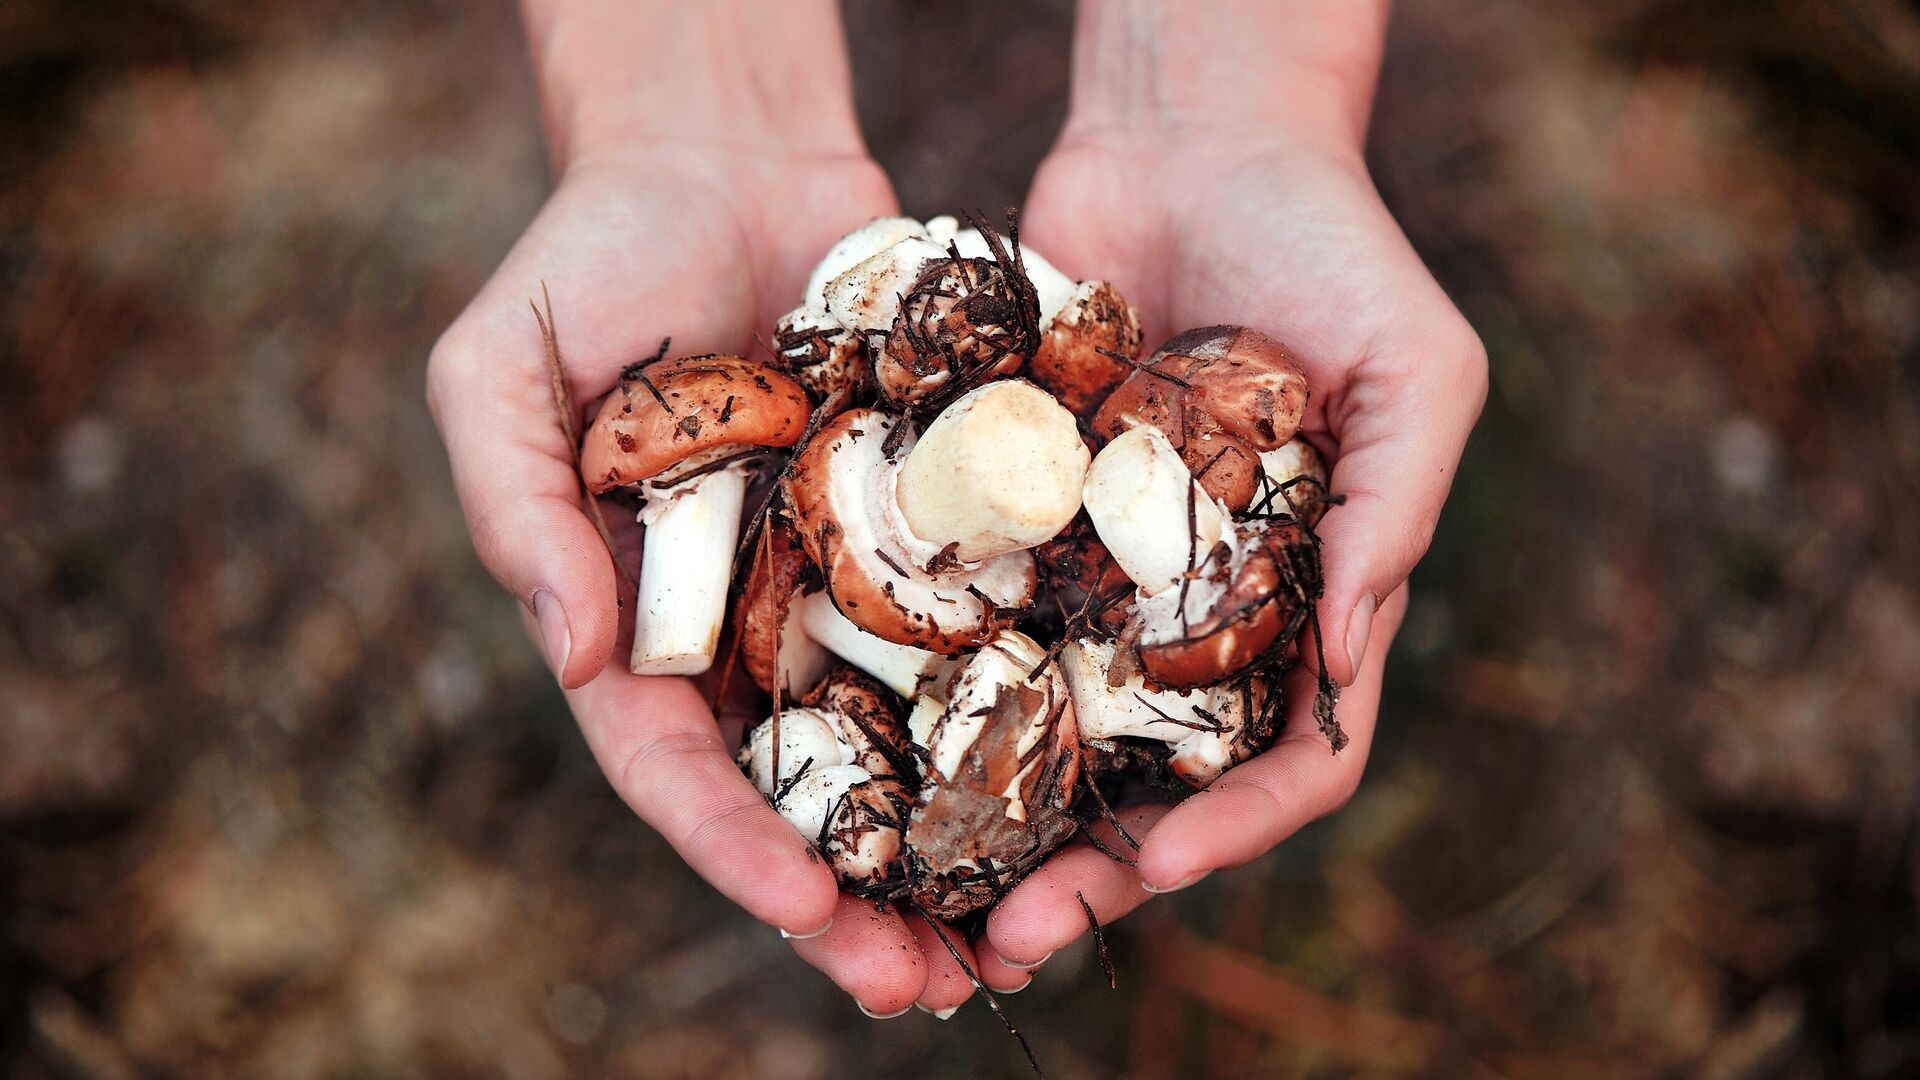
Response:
[[3, 1, 1918, 1076]]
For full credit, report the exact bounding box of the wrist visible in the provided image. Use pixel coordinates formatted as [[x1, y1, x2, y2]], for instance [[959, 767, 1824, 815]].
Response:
[[1062, 0, 1388, 156], [519, 0, 867, 170]]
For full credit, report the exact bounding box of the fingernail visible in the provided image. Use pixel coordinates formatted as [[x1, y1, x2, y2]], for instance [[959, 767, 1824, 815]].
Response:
[[916, 1003, 961, 1020], [779, 917, 833, 941], [1000, 976, 1032, 994], [1345, 593, 1377, 681], [1142, 870, 1210, 894], [858, 1002, 911, 1020], [998, 950, 1053, 972], [532, 588, 571, 676]]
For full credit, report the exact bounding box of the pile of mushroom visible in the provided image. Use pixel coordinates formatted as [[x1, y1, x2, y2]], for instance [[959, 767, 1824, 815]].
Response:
[[579, 214, 1337, 919]]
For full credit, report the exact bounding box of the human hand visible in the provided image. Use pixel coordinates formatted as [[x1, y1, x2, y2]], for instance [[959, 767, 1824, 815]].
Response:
[[426, 0, 1013, 1019], [983, 0, 1487, 971]]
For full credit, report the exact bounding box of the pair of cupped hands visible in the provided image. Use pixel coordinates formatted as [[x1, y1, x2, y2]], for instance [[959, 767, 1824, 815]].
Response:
[[428, 95, 1485, 1016]]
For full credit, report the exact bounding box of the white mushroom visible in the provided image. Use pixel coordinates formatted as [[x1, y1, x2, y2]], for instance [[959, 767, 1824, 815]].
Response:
[[785, 402, 1055, 654], [1059, 638, 1253, 787]]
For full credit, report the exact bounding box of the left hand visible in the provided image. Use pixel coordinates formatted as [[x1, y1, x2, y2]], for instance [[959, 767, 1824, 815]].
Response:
[[981, 116, 1485, 970]]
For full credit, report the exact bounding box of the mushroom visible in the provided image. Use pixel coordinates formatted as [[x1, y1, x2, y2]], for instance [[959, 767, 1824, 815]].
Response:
[[822, 224, 1041, 411], [1252, 437, 1333, 526], [1092, 325, 1310, 513], [904, 630, 1082, 919], [1058, 638, 1275, 788], [784, 379, 1089, 654], [772, 216, 929, 403], [740, 667, 919, 887], [734, 519, 954, 700], [581, 354, 812, 675], [1081, 426, 1317, 689], [921, 217, 1143, 418]]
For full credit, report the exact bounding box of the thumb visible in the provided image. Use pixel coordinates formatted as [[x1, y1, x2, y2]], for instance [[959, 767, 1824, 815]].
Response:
[[428, 335, 620, 689]]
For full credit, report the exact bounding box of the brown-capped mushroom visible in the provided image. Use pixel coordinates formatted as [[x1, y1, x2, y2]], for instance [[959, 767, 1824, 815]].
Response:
[[1092, 325, 1310, 513], [734, 519, 954, 699], [740, 668, 918, 887], [1082, 426, 1316, 689], [785, 387, 1088, 654], [904, 631, 1082, 919], [582, 354, 812, 675]]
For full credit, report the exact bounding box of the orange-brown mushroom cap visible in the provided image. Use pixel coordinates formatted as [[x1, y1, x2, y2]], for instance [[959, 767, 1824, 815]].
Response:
[[1136, 519, 1318, 689], [1091, 326, 1310, 511], [580, 355, 812, 494], [1027, 280, 1143, 418], [784, 408, 1036, 655]]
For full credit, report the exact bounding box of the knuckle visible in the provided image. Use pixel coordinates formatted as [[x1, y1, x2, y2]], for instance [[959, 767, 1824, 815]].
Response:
[[615, 729, 722, 800]]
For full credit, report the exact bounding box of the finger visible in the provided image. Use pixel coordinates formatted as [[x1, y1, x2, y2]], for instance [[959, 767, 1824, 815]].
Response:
[[985, 803, 1168, 970], [905, 913, 985, 1017], [969, 937, 1037, 994], [1135, 588, 1407, 888], [786, 894, 928, 1017], [569, 670, 839, 938], [1310, 306, 1485, 686], [428, 325, 620, 689]]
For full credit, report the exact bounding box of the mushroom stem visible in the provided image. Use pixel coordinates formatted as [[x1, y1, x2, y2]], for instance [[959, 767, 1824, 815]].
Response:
[[894, 381, 1089, 562], [1082, 426, 1232, 594], [793, 590, 953, 699], [631, 466, 749, 675]]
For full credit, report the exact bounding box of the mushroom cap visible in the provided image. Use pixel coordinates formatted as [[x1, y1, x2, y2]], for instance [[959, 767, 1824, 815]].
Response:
[[1027, 280, 1143, 418], [875, 254, 1038, 409], [735, 518, 829, 698], [1062, 638, 1269, 789], [580, 355, 812, 494], [740, 669, 917, 888], [906, 631, 1081, 918], [1137, 519, 1318, 689], [1091, 326, 1310, 506], [783, 407, 1037, 655]]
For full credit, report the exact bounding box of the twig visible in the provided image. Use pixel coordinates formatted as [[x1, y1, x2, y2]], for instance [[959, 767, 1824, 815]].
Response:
[[1077, 891, 1116, 989], [912, 907, 1046, 1078], [532, 284, 634, 594]]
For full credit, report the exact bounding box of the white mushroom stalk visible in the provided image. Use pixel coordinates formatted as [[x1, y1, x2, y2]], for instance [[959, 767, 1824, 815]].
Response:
[[785, 404, 1049, 654], [791, 590, 954, 700], [1254, 437, 1332, 522], [633, 462, 749, 675], [1059, 638, 1251, 786]]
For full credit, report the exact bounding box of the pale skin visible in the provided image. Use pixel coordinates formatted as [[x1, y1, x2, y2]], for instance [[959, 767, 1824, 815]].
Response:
[[428, 0, 1485, 1017]]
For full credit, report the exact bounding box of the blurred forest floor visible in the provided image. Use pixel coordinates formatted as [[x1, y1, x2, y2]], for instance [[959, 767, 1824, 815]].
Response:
[[4, 1, 1919, 1077]]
